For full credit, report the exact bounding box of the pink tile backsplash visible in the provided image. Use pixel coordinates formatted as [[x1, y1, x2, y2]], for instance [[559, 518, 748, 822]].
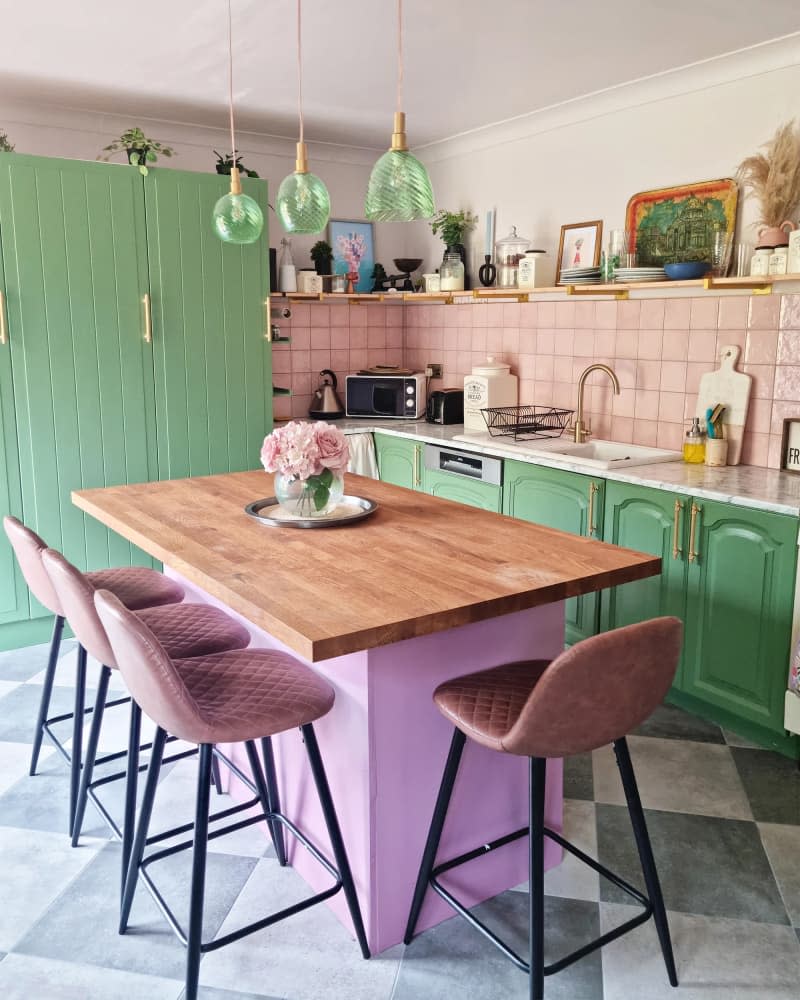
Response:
[[272, 294, 800, 468]]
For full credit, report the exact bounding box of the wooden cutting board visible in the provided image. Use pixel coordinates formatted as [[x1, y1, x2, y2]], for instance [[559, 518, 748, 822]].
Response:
[[695, 344, 752, 465]]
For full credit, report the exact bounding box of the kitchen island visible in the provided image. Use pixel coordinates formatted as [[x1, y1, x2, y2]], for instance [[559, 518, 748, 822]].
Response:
[[73, 471, 660, 953]]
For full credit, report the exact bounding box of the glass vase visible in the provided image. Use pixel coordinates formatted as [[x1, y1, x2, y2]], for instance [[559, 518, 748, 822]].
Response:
[[274, 470, 344, 518]]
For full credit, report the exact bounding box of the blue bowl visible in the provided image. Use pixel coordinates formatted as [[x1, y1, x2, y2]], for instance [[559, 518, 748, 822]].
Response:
[[664, 261, 711, 280]]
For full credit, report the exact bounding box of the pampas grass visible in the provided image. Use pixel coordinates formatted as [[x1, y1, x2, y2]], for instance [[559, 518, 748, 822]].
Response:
[[737, 120, 800, 227]]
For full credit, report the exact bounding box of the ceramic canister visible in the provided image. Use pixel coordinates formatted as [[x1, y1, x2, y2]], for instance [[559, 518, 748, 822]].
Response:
[[463, 356, 518, 431]]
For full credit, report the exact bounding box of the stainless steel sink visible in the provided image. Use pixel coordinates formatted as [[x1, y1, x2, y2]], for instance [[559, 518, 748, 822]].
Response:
[[513, 439, 683, 469]]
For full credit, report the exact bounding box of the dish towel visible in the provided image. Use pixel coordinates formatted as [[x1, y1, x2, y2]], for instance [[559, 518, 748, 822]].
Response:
[[347, 432, 379, 479]]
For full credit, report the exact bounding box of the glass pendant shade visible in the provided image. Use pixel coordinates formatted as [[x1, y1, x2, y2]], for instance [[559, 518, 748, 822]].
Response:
[[213, 170, 264, 245], [365, 113, 434, 222], [276, 145, 331, 234]]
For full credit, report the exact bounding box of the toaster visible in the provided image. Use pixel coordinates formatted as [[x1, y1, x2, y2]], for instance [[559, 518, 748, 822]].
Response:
[[426, 388, 464, 425]]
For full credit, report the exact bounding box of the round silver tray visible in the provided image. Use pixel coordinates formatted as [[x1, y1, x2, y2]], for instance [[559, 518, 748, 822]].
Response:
[[245, 495, 378, 529]]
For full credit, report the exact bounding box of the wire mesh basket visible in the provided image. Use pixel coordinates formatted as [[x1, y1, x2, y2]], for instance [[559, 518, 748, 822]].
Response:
[[481, 404, 574, 441]]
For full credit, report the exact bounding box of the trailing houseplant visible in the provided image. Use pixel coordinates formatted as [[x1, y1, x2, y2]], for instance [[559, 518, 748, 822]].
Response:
[[214, 150, 259, 177], [737, 119, 800, 247], [0, 131, 15, 153], [99, 127, 176, 175], [310, 239, 333, 275], [430, 209, 477, 289]]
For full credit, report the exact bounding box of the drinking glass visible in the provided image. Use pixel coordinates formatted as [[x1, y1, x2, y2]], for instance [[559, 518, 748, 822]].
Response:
[[710, 232, 734, 278], [734, 242, 752, 278]]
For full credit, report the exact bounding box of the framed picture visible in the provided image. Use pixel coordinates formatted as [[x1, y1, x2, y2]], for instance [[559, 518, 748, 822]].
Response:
[[556, 220, 603, 282], [328, 219, 375, 293], [780, 418, 800, 473]]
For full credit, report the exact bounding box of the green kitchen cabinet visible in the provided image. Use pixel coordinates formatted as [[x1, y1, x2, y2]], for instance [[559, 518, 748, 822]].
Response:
[[374, 433, 423, 491], [423, 468, 503, 512], [503, 459, 603, 644]]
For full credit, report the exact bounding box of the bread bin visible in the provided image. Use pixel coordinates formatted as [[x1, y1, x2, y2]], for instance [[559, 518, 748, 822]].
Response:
[[463, 357, 518, 431]]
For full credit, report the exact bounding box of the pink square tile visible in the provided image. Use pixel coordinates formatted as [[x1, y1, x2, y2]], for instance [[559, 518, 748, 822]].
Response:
[[611, 416, 634, 443], [331, 327, 350, 350], [427, 327, 444, 351], [518, 379, 535, 403], [634, 390, 659, 421], [684, 394, 698, 420], [289, 303, 311, 326], [592, 385, 613, 414], [458, 328, 472, 352], [385, 347, 403, 366], [503, 303, 521, 327], [537, 302, 556, 327], [310, 349, 330, 372], [457, 305, 473, 328], [290, 327, 311, 350], [291, 350, 311, 372], [747, 397, 772, 434], [746, 330, 778, 364], [533, 381, 554, 405], [612, 390, 635, 417], [366, 303, 387, 326], [768, 433, 784, 469], [658, 392, 685, 423], [519, 330, 536, 354], [742, 363, 775, 399], [443, 304, 459, 328], [773, 365, 800, 400], [741, 432, 769, 467], [574, 301, 595, 329], [572, 358, 589, 382], [660, 361, 688, 393], [777, 329, 800, 364], [640, 298, 665, 329], [553, 356, 573, 382], [637, 329, 663, 360], [594, 300, 618, 329], [688, 329, 717, 362], [614, 359, 636, 390], [748, 295, 781, 330], [272, 395, 291, 421], [685, 361, 712, 394], [309, 305, 331, 327], [291, 371, 313, 395], [552, 382, 573, 408], [618, 300, 642, 329], [633, 419, 659, 447], [486, 304, 503, 328], [690, 297, 719, 329], [349, 348, 368, 370], [368, 327, 386, 349], [311, 327, 331, 350], [595, 330, 616, 357], [537, 355, 554, 382], [272, 349, 291, 374], [664, 298, 690, 329], [472, 328, 488, 353], [367, 349, 389, 368], [291, 395, 312, 418], [615, 329, 638, 359], [329, 305, 350, 327], [716, 330, 746, 359], [555, 301, 576, 329], [520, 303, 538, 328], [537, 329, 555, 355], [349, 306, 367, 328], [657, 422, 684, 451], [330, 349, 349, 372], [487, 329, 503, 355], [592, 412, 612, 439], [662, 330, 689, 361], [518, 354, 537, 380], [443, 328, 458, 351], [573, 330, 594, 358], [780, 294, 800, 329], [771, 399, 799, 436], [386, 305, 403, 327], [503, 328, 520, 353], [349, 327, 367, 350], [718, 297, 748, 329], [554, 329, 574, 355]]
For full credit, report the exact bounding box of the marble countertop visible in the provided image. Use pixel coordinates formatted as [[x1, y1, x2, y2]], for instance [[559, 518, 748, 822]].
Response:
[[336, 418, 800, 517]]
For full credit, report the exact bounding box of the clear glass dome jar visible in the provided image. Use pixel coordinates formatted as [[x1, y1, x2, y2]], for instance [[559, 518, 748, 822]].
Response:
[[495, 226, 531, 287], [440, 251, 465, 292]]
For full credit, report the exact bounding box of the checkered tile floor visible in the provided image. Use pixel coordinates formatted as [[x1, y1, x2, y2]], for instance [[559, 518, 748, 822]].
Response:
[[1, 638, 799, 999]]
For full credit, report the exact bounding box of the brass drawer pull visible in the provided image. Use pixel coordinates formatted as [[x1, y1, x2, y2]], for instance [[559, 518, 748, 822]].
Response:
[[588, 482, 599, 536], [688, 502, 701, 563], [672, 499, 684, 559], [414, 445, 421, 488], [264, 298, 272, 341], [0, 290, 8, 346], [143, 293, 153, 344]]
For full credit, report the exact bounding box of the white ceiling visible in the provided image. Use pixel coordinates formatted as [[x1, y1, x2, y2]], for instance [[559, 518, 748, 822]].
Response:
[[3, 1, 800, 148]]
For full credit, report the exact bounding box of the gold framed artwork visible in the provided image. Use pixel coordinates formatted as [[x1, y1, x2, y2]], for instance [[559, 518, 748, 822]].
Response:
[[556, 220, 603, 283]]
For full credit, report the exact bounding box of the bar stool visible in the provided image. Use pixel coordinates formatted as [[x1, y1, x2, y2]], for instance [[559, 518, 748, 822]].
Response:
[[404, 616, 683, 1000], [94, 588, 370, 1000], [41, 547, 251, 869], [3, 515, 184, 831]]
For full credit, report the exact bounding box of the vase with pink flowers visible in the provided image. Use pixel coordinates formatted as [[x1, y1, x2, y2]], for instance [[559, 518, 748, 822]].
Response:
[[260, 421, 350, 517]]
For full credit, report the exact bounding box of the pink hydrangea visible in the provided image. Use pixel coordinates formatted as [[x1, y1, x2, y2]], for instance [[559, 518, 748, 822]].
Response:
[[260, 421, 350, 480]]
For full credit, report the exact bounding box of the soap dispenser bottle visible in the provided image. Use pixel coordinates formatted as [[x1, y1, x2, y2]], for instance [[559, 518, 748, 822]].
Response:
[[683, 417, 706, 464]]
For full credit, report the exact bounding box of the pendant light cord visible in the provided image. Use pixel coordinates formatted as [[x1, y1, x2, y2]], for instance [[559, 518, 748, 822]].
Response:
[[227, 0, 237, 158], [297, 0, 304, 145], [397, 0, 403, 113]]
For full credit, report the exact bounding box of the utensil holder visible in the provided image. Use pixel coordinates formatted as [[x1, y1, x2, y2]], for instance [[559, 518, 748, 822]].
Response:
[[705, 438, 728, 467]]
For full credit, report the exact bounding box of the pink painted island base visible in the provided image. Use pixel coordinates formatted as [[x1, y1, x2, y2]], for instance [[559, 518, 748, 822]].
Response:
[[169, 569, 565, 954]]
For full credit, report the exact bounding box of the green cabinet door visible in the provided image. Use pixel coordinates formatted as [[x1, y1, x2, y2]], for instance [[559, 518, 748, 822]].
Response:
[[600, 481, 687, 682], [0, 154, 156, 603], [144, 170, 271, 479], [423, 468, 503, 512], [374, 433, 422, 491], [683, 499, 797, 736], [503, 459, 603, 644]]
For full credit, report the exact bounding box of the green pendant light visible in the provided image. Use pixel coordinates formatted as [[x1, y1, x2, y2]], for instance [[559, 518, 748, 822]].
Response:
[[276, 0, 330, 234], [365, 0, 434, 222], [213, 0, 264, 245]]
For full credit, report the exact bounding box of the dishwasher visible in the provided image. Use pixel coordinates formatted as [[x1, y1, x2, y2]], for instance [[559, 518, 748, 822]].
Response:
[[423, 444, 504, 512]]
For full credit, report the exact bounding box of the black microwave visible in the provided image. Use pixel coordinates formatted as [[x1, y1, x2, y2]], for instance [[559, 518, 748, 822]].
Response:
[[345, 374, 427, 419]]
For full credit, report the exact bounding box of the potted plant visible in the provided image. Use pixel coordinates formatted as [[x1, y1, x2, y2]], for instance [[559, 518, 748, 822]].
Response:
[[99, 127, 176, 175], [737, 119, 800, 247], [0, 131, 15, 153], [310, 239, 334, 275], [430, 209, 477, 289], [214, 150, 259, 178]]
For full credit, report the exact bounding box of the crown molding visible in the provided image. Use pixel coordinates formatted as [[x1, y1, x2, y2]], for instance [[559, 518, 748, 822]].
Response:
[[415, 33, 800, 164]]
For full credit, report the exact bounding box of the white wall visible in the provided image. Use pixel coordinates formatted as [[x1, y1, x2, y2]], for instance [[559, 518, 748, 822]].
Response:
[[407, 39, 800, 285]]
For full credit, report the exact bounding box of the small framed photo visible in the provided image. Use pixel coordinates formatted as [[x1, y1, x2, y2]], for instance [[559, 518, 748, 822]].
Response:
[[781, 418, 800, 473], [556, 220, 603, 283], [328, 219, 375, 293]]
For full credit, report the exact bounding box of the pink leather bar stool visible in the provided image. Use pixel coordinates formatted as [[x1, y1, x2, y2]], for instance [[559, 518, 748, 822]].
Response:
[[404, 617, 684, 1000], [42, 548, 251, 873], [94, 588, 369, 1000], [3, 515, 184, 831]]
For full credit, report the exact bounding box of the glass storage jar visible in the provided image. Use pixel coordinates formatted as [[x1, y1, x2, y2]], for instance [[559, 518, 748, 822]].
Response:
[[440, 251, 465, 292], [495, 226, 531, 287]]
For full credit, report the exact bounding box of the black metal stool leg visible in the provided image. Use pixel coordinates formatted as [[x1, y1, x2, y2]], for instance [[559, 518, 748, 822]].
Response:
[[185, 743, 213, 1000], [120, 725, 167, 933], [529, 757, 547, 1000], [244, 740, 286, 866], [29, 614, 65, 775], [614, 737, 678, 988], [210, 752, 223, 795], [71, 665, 111, 846], [120, 701, 142, 903], [302, 723, 370, 959], [261, 736, 287, 866], [404, 728, 466, 945], [68, 645, 88, 837]]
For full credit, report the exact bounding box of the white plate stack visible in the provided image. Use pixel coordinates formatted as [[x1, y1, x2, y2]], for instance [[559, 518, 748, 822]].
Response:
[[613, 267, 666, 283], [558, 266, 602, 285]]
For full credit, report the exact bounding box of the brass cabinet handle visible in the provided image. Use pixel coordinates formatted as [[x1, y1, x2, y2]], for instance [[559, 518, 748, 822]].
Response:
[[0, 290, 7, 346], [414, 445, 422, 488], [672, 499, 684, 559], [264, 298, 272, 341], [688, 502, 701, 563], [143, 293, 153, 344], [587, 482, 599, 536]]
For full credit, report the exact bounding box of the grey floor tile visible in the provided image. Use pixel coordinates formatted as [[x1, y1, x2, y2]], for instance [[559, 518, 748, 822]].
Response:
[[199, 859, 400, 1000], [0, 681, 97, 744], [16, 841, 257, 980], [0, 638, 75, 683], [397, 891, 603, 1000], [0, 679, 21, 701], [634, 703, 724, 744], [600, 902, 800, 999], [596, 804, 789, 925], [759, 823, 800, 926], [593, 737, 752, 820], [0, 826, 104, 951], [180, 988, 285, 1000], [0, 765, 109, 837], [721, 727, 764, 750], [563, 752, 593, 801], [0, 739, 55, 796], [731, 747, 800, 825], [511, 800, 599, 903], [0, 953, 183, 1000]]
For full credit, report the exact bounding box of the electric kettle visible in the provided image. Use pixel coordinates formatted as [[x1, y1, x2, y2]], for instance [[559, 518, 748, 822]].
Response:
[[308, 369, 345, 420]]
